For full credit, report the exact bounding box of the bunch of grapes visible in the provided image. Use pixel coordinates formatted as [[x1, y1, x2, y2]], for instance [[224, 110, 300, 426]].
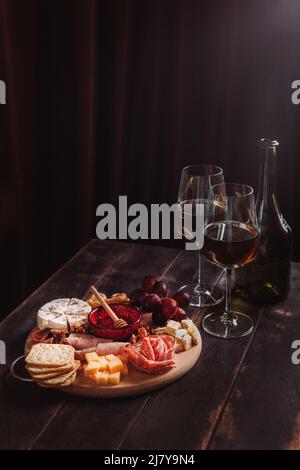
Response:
[[130, 275, 190, 325]]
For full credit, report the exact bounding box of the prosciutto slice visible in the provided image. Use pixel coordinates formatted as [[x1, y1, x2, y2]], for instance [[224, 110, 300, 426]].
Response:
[[74, 341, 128, 361], [126, 335, 176, 375], [96, 342, 128, 356], [67, 333, 111, 350]]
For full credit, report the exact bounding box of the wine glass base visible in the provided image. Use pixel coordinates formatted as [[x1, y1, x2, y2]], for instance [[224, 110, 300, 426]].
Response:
[[202, 311, 253, 339], [178, 283, 224, 308]]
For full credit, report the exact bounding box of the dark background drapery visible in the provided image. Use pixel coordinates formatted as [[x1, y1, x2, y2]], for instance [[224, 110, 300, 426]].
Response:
[[1, 0, 300, 317]]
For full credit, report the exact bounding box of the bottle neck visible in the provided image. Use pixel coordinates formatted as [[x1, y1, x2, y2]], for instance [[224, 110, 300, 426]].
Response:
[[256, 145, 278, 209]]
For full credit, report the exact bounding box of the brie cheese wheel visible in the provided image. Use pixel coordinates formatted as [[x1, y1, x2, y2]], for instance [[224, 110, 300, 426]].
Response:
[[37, 298, 91, 330]]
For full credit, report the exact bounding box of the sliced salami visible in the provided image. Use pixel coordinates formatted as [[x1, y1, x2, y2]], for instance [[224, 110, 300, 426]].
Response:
[[126, 334, 176, 375]]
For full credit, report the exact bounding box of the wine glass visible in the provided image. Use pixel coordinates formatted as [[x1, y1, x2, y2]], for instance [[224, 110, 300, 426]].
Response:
[[177, 164, 225, 307], [202, 183, 260, 339]]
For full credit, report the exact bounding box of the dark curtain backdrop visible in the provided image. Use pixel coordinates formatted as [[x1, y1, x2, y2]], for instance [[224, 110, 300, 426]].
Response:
[[1, 0, 300, 317]]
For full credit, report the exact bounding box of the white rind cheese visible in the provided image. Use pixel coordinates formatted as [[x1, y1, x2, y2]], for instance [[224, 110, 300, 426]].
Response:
[[37, 298, 91, 330]]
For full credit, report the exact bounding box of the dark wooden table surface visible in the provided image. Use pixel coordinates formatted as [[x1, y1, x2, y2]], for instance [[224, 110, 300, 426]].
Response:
[[0, 239, 299, 450]]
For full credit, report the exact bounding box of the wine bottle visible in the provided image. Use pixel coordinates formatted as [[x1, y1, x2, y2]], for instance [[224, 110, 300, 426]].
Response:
[[234, 138, 292, 304]]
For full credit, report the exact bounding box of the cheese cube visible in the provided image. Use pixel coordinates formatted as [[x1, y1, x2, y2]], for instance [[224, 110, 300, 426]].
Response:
[[98, 356, 109, 372], [181, 319, 194, 330], [175, 328, 188, 338], [95, 371, 109, 385], [165, 320, 181, 336], [107, 357, 123, 373], [85, 352, 100, 363], [83, 361, 100, 378], [105, 354, 117, 361], [121, 363, 129, 376], [180, 334, 192, 351], [188, 326, 199, 345], [117, 353, 129, 364], [108, 371, 121, 385]]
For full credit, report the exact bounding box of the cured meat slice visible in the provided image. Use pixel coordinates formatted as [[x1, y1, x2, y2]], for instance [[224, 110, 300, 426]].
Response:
[[75, 347, 96, 361], [140, 337, 155, 361], [160, 335, 176, 360], [74, 342, 128, 361], [149, 336, 165, 361], [67, 333, 110, 350], [126, 335, 176, 375], [95, 341, 128, 357]]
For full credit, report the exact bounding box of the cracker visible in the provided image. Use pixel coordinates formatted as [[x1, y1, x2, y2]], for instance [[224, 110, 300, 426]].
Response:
[[26, 361, 74, 376], [37, 370, 77, 388], [28, 364, 75, 381], [38, 361, 80, 385], [25, 343, 75, 367]]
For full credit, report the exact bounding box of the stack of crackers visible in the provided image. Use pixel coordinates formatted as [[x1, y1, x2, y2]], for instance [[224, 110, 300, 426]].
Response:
[[25, 343, 80, 388]]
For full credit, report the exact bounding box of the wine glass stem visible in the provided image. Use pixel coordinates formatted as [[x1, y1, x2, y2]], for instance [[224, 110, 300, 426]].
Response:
[[223, 267, 234, 324], [198, 250, 203, 286]]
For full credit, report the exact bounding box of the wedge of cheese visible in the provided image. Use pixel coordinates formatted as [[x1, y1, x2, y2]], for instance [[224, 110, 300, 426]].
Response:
[[37, 298, 91, 330]]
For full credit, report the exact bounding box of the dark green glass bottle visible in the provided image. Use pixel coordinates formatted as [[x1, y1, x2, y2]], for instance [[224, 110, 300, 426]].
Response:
[[234, 138, 292, 304]]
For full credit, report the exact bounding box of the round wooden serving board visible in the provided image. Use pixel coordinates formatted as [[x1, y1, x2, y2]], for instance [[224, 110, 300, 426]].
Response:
[[25, 316, 202, 398]]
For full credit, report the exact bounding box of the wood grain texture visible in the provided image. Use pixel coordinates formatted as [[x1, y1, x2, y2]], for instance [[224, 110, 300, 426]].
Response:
[[210, 263, 300, 450], [118, 251, 261, 450], [0, 239, 132, 449], [3, 240, 294, 450], [31, 242, 180, 450], [31, 247, 260, 450]]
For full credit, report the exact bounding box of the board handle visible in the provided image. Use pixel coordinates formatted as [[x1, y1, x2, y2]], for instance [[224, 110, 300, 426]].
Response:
[[10, 355, 34, 382]]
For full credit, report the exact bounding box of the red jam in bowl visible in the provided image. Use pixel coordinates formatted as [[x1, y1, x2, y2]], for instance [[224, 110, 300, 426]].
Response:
[[88, 304, 141, 340]]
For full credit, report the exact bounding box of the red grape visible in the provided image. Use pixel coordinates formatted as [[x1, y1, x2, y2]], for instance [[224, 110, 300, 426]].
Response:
[[173, 307, 187, 321], [173, 291, 190, 308], [142, 275, 157, 293], [152, 280, 168, 298], [160, 297, 177, 319], [130, 288, 145, 306], [141, 293, 162, 313], [152, 311, 166, 326]]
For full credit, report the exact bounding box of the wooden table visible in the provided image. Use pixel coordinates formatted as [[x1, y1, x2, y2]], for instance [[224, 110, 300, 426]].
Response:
[[0, 240, 299, 450]]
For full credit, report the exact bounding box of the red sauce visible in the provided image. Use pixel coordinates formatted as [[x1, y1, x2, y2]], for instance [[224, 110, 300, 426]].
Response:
[[89, 304, 140, 328]]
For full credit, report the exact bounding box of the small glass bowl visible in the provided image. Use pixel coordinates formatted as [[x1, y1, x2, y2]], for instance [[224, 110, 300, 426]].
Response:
[[88, 304, 142, 340]]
